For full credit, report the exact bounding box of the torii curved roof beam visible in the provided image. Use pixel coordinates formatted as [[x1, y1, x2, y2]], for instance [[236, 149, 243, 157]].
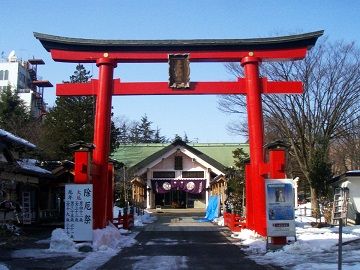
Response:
[[34, 31, 323, 63]]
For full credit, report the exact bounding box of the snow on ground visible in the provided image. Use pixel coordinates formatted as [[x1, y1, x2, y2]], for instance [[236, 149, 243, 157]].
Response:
[[213, 216, 224, 226], [4, 203, 360, 269], [134, 210, 157, 227], [229, 204, 360, 270], [1, 207, 156, 270], [66, 209, 156, 270]]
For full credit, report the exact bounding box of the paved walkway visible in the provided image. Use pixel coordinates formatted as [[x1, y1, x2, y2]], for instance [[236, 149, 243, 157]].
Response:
[[99, 209, 282, 270], [0, 224, 83, 270], [0, 210, 283, 269]]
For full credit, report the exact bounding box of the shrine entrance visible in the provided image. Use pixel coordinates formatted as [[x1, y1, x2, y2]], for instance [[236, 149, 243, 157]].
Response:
[[156, 191, 188, 208], [154, 187, 205, 209], [35, 31, 323, 240]]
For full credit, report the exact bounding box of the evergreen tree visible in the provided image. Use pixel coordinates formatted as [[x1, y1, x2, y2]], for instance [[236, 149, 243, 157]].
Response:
[[129, 122, 140, 143], [0, 87, 30, 135], [172, 134, 183, 142], [183, 132, 189, 143], [308, 146, 333, 217], [126, 116, 168, 143], [225, 148, 249, 215], [69, 64, 92, 83], [41, 96, 94, 159], [119, 122, 129, 144], [138, 114, 155, 143], [40, 64, 120, 159], [171, 133, 191, 143], [110, 111, 121, 151], [153, 127, 166, 143]]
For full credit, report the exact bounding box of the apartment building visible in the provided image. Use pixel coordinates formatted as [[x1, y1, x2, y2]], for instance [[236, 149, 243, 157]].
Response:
[[0, 51, 52, 118]]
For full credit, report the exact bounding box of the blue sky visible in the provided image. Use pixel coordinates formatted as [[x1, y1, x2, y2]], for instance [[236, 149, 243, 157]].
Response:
[[1, 0, 359, 143]]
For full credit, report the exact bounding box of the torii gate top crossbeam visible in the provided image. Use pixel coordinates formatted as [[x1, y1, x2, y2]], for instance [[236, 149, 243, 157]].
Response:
[[34, 31, 323, 63]]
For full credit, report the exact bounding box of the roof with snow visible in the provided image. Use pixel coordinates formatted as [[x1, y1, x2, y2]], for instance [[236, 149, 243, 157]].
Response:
[[0, 129, 51, 176], [17, 159, 52, 176], [0, 129, 36, 150], [330, 170, 360, 184]]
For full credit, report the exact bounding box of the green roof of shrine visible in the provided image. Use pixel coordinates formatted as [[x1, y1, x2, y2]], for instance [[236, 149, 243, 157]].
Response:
[[111, 141, 249, 169]]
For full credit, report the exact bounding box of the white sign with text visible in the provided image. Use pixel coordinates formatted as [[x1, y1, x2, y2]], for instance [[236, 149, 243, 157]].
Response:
[[265, 179, 296, 237], [65, 184, 93, 241]]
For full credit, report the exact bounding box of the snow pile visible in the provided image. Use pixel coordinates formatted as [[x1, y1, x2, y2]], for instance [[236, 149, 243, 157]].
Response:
[[6, 206, 158, 270], [93, 223, 121, 250], [232, 225, 360, 269], [134, 210, 157, 227], [49, 228, 77, 252], [11, 224, 139, 270], [231, 229, 266, 253], [213, 216, 224, 226], [56, 221, 138, 270], [294, 203, 326, 223], [0, 264, 9, 270], [68, 214, 140, 270], [229, 209, 360, 269], [112, 206, 157, 227], [119, 228, 130, 234], [12, 230, 84, 259], [69, 228, 138, 270], [113, 206, 122, 218]]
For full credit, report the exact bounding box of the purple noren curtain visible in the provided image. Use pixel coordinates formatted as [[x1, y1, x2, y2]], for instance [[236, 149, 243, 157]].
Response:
[[151, 179, 205, 194]]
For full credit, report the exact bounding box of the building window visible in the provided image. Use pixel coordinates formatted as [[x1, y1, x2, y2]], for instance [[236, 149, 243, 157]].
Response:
[[153, 171, 176, 178], [0, 86, 9, 92], [0, 70, 9, 80], [182, 171, 205, 178], [174, 156, 183, 170], [19, 73, 26, 84]]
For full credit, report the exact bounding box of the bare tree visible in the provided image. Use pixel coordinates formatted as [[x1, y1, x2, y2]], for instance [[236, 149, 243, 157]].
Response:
[[220, 38, 360, 214], [331, 117, 360, 174]]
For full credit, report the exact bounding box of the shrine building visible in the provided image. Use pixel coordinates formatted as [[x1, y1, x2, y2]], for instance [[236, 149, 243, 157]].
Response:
[[112, 140, 248, 210]]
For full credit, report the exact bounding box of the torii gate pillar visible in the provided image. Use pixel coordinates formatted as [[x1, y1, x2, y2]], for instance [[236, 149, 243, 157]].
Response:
[[92, 57, 116, 228], [241, 56, 267, 235]]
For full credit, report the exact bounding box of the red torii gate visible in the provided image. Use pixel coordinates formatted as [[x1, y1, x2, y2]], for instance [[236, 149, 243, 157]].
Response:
[[35, 31, 323, 238]]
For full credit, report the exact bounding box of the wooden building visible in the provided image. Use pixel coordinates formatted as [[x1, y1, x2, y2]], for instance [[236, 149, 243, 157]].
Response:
[[0, 129, 75, 223], [330, 171, 360, 224], [112, 140, 249, 209], [0, 129, 51, 223]]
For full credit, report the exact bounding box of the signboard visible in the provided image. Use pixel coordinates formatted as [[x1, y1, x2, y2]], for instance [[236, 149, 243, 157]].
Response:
[[65, 184, 93, 241], [168, 54, 190, 89], [265, 179, 295, 237]]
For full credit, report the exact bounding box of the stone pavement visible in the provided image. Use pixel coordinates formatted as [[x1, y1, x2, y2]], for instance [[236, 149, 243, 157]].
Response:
[[99, 209, 282, 270], [0, 210, 283, 270]]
